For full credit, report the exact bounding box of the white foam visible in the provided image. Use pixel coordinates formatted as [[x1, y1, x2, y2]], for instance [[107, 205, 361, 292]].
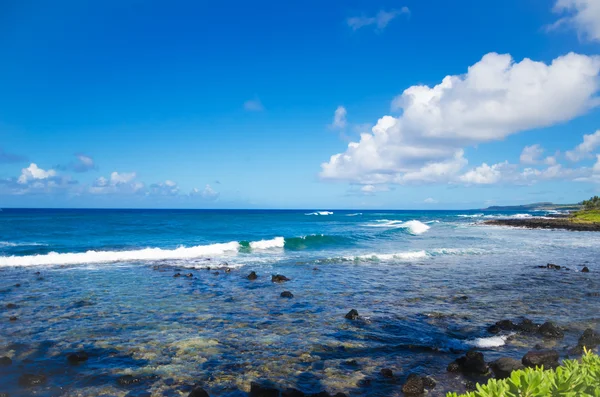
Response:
[[352, 250, 429, 262], [305, 211, 333, 216], [249, 237, 285, 250], [457, 214, 484, 218], [466, 334, 511, 348], [0, 241, 47, 247], [364, 220, 430, 235], [346, 213, 363, 216], [0, 242, 241, 267]]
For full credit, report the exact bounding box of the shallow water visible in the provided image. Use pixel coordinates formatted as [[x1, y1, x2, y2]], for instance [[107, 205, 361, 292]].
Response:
[[0, 209, 598, 396]]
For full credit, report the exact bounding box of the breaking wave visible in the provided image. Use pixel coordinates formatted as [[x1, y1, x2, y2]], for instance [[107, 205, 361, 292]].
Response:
[[364, 220, 431, 235], [305, 211, 334, 216]]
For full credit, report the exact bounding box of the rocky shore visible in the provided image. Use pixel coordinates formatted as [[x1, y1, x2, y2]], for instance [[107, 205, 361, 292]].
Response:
[[484, 217, 600, 231]]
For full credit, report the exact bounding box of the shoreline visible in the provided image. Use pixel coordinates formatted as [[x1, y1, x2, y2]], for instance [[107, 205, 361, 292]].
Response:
[[483, 217, 600, 231]]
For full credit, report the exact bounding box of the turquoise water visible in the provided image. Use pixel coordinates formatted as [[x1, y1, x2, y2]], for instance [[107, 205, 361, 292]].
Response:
[[0, 209, 599, 396]]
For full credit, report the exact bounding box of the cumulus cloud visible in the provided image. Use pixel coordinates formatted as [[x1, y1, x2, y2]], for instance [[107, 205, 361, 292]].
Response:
[[347, 8, 410, 31], [520, 144, 545, 164], [550, 0, 600, 42], [331, 106, 347, 129], [0, 148, 26, 164], [17, 163, 57, 184], [566, 130, 600, 161], [424, 197, 438, 204], [244, 98, 264, 112], [320, 52, 600, 186], [191, 184, 220, 200], [58, 154, 96, 173], [149, 180, 180, 196], [90, 171, 143, 194]]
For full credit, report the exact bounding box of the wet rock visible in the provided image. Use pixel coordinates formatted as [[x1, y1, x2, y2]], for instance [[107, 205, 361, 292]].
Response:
[[587, 292, 600, 297], [280, 291, 294, 298], [356, 378, 371, 387], [247, 271, 258, 280], [538, 322, 564, 339], [546, 263, 562, 270], [488, 319, 517, 333], [344, 309, 359, 320], [446, 362, 461, 372], [517, 319, 540, 333], [15, 284, 20, 287], [185, 273, 193, 278], [490, 357, 524, 379], [0, 356, 12, 366], [6, 303, 17, 309], [331, 394, 348, 397], [422, 376, 436, 389], [380, 368, 394, 378], [282, 388, 305, 397], [9, 316, 17, 322], [117, 375, 142, 386], [522, 350, 559, 369], [173, 273, 181, 278], [188, 387, 210, 397], [250, 382, 279, 397], [67, 351, 89, 364], [449, 351, 488, 375], [578, 328, 600, 349], [34, 271, 40, 275], [18, 374, 47, 387], [272, 274, 290, 282], [582, 266, 590, 273], [465, 381, 476, 392], [342, 360, 358, 367], [212, 272, 220, 276], [401, 374, 424, 395]]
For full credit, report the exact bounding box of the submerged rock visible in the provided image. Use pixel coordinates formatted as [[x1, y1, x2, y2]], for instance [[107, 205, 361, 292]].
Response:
[[117, 375, 142, 386], [422, 376, 436, 389], [185, 273, 193, 278], [250, 382, 279, 397], [380, 368, 394, 378], [282, 388, 305, 397], [0, 356, 12, 366], [570, 328, 600, 354], [247, 271, 258, 280], [488, 319, 517, 334], [517, 319, 540, 333], [173, 273, 181, 278], [280, 291, 294, 298], [188, 387, 210, 397], [67, 351, 89, 364], [401, 374, 424, 395], [490, 357, 524, 379], [271, 274, 290, 283], [582, 266, 590, 273], [6, 303, 17, 309], [9, 316, 17, 322], [538, 322, 564, 339], [546, 263, 562, 270], [522, 350, 559, 369], [448, 351, 488, 375], [344, 309, 359, 320], [18, 374, 47, 387]]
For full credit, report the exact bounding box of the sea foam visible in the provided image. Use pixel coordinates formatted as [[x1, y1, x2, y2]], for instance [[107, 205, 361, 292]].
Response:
[[248, 237, 285, 250], [305, 211, 334, 216], [364, 220, 431, 235], [466, 334, 512, 348]]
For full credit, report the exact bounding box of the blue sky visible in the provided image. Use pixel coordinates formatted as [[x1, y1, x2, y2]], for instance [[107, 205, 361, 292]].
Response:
[[1, 0, 600, 209]]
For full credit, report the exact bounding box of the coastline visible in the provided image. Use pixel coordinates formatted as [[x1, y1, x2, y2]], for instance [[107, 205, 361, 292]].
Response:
[[483, 217, 600, 231]]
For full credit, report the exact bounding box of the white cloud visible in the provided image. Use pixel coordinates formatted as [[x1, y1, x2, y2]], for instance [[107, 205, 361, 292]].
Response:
[[551, 0, 600, 42], [460, 162, 509, 185], [347, 8, 410, 31], [321, 52, 600, 185], [520, 144, 544, 164], [424, 197, 437, 204], [191, 184, 220, 200], [73, 154, 95, 172], [149, 180, 180, 196], [244, 98, 264, 112], [565, 129, 600, 161], [110, 171, 136, 185], [332, 106, 347, 129], [90, 171, 142, 195], [17, 163, 57, 184]]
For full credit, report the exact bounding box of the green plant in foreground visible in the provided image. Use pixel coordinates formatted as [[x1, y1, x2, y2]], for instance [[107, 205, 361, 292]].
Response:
[[447, 350, 600, 397]]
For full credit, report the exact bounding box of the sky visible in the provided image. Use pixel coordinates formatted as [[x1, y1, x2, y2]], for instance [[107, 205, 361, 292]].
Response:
[[1, 0, 600, 209]]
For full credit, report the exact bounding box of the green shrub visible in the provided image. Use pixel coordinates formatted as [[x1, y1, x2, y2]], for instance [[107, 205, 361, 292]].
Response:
[[447, 350, 600, 397]]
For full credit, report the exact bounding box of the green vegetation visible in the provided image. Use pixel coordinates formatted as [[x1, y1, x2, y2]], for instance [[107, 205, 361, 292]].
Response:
[[571, 196, 600, 223], [446, 350, 600, 397], [581, 196, 600, 210]]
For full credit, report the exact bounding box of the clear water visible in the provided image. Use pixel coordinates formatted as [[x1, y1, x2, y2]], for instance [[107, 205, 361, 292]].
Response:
[[0, 209, 598, 396]]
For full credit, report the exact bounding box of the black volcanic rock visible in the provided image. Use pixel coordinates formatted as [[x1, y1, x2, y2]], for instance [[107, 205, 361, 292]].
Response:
[[490, 357, 524, 379], [538, 322, 564, 339], [18, 374, 47, 387], [247, 271, 258, 280], [522, 350, 559, 369], [401, 374, 424, 395], [271, 275, 290, 282], [344, 309, 359, 320]]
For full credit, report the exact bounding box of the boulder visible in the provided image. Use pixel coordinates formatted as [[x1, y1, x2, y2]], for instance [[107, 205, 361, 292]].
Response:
[[185, 273, 193, 278], [18, 374, 47, 387], [517, 319, 540, 333], [247, 271, 258, 280], [280, 291, 294, 298], [344, 309, 359, 320], [188, 387, 210, 397], [250, 382, 279, 397], [546, 263, 561, 270], [578, 328, 600, 349], [538, 322, 564, 339], [173, 273, 181, 278], [67, 351, 89, 364], [380, 368, 394, 378], [0, 356, 12, 366], [582, 266, 590, 273], [490, 357, 524, 379], [9, 316, 17, 322], [451, 351, 488, 375], [422, 376, 436, 389], [272, 275, 290, 282], [488, 319, 517, 334], [522, 350, 559, 369], [401, 374, 424, 395], [282, 388, 305, 397]]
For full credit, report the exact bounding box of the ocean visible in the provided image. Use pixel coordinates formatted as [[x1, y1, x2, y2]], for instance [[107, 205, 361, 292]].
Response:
[[0, 209, 598, 396]]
